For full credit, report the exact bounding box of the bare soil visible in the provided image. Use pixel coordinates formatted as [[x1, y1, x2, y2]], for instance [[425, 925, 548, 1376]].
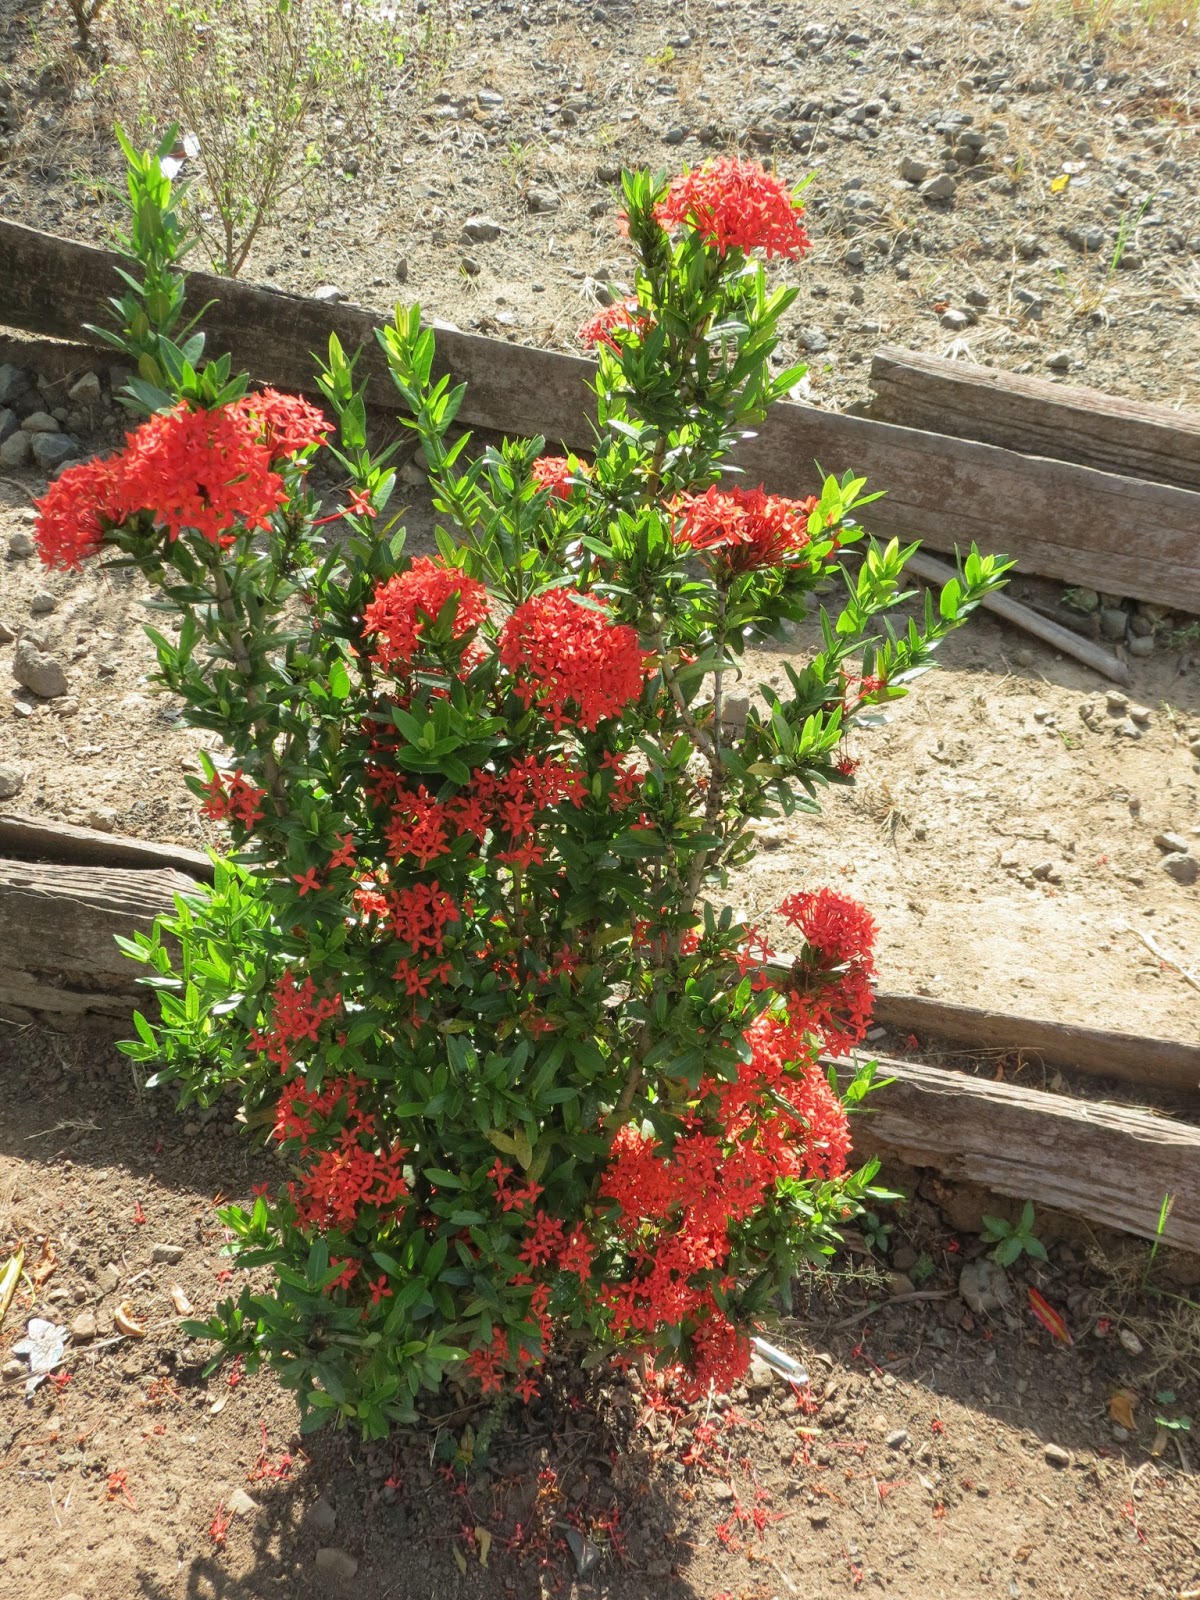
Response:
[[3, 1026, 1200, 1600]]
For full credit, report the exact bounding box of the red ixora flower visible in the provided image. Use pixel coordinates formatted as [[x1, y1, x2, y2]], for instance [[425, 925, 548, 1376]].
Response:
[[363, 557, 490, 672], [499, 587, 645, 731], [34, 454, 128, 569], [674, 484, 819, 574], [777, 887, 877, 972], [119, 402, 288, 544], [578, 299, 647, 352], [231, 387, 329, 461], [656, 159, 812, 260], [531, 455, 587, 499]]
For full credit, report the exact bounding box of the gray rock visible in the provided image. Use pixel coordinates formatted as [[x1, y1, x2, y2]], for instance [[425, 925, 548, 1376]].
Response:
[[21, 410, 59, 433], [1154, 831, 1190, 855], [899, 154, 930, 183], [307, 1495, 338, 1533], [70, 1310, 97, 1343], [1128, 634, 1154, 656], [1044, 1442, 1071, 1468], [0, 430, 31, 469], [95, 1263, 120, 1294], [1162, 852, 1198, 885], [151, 1243, 185, 1264], [1099, 607, 1128, 641], [30, 591, 56, 615], [460, 255, 481, 275], [68, 371, 102, 404], [395, 255, 409, 284], [227, 1487, 259, 1516], [526, 186, 561, 214], [13, 638, 68, 699], [1016, 233, 1043, 259], [476, 89, 503, 110], [1045, 351, 1072, 371], [31, 432, 77, 470], [565, 1527, 603, 1577], [959, 1258, 1012, 1314], [844, 246, 865, 266], [0, 763, 21, 801], [941, 309, 970, 331], [1066, 224, 1105, 254], [0, 406, 16, 443], [462, 215, 501, 243], [314, 1548, 359, 1581], [1105, 689, 1128, 711], [1, 1358, 25, 1380], [746, 1351, 777, 1391], [919, 173, 957, 202], [312, 285, 345, 304], [800, 326, 830, 353], [885, 1428, 909, 1448], [0, 363, 29, 404], [966, 287, 990, 309]]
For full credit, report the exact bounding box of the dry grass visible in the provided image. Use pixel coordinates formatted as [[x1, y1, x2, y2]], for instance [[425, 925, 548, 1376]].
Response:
[[1034, 0, 1199, 32]]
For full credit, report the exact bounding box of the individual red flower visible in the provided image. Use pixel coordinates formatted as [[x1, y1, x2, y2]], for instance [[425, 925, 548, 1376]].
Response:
[[118, 402, 288, 544], [531, 455, 586, 499], [673, 485, 818, 574], [384, 784, 450, 868], [656, 159, 812, 259], [578, 299, 647, 352], [499, 588, 645, 731], [363, 558, 489, 672], [232, 387, 329, 461], [34, 454, 128, 569]]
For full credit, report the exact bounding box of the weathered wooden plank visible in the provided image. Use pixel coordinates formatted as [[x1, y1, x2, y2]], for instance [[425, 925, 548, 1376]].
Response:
[[3, 217, 1200, 609], [870, 992, 1200, 1100], [0, 859, 199, 1024], [870, 344, 1200, 494], [846, 1054, 1200, 1253], [0, 812, 214, 881]]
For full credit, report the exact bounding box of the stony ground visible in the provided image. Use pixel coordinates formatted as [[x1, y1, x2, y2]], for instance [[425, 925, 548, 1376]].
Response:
[[0, 0, 1198, 416]]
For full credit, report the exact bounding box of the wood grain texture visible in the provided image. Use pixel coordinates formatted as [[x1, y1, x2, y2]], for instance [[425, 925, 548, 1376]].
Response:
[[845, 1054, 1200, 1252], [0, 859, 199, 1023], [3, 219, 1200, 608], [871, 992, 1200, 1099], [870, 344, 1200, 494], [0, 812, 213, 880]]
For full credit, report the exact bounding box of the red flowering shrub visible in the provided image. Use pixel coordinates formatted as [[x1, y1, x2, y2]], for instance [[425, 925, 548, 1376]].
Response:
[[60, 137, 1008, 1437], [578, 299, 647, 351]]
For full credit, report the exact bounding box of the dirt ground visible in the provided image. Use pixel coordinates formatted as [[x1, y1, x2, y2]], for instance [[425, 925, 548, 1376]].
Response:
[[3, 1027, 1200, 1600], [2, 0, 1198, 414]]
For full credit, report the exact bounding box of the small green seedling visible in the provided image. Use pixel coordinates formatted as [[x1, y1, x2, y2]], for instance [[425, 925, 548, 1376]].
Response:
[[981, 1201, 1048, 1267], [1154, 1390, 1192, 1433]]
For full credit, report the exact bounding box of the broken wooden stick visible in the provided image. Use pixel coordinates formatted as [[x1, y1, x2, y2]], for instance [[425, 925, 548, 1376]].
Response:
[[903, 548, 1131, 686]]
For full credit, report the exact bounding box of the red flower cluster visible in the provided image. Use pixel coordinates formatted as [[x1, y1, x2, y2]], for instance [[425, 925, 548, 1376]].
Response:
[[363, 558, 490, 672], [273, 1074, 409, 1229], [578, 299, 647, 352], [248, 970, 343, 1073], [199, 767, 268, 829], [777, 888, 878, 1058], [34, 400, 301, 568], [531, 455, 586, 499], [232, 387, 328, 461], [674, 484, 819, 575], [499, 588, 645, 731], [33, 455, 126, 569], [370, 754, 587, 881], [656, 159, 812, 260]]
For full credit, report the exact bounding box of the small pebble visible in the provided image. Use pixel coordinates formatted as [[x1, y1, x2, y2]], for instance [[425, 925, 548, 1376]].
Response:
[[1044, 1443, 1071, 1468]]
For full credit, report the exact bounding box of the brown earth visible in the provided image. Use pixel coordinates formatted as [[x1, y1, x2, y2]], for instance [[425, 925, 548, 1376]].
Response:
[[3, 1026, 1200, 1600]]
